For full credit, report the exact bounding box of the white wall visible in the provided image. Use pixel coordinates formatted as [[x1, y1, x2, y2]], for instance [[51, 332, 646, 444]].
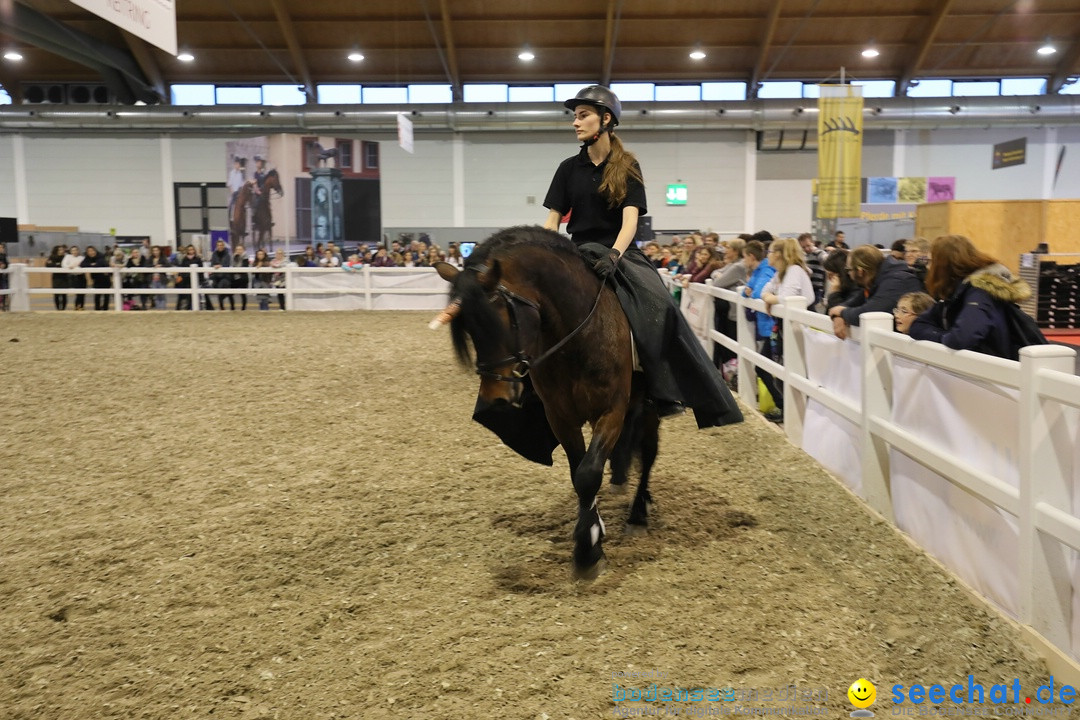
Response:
[[0, 123, 1076, 245]]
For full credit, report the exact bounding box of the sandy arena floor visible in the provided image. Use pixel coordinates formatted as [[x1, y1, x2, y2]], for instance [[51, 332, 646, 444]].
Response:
[[0, 311, 1065, 719]]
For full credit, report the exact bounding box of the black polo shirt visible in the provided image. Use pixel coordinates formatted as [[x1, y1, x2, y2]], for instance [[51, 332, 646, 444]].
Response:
[[543, 147, 647, 246]]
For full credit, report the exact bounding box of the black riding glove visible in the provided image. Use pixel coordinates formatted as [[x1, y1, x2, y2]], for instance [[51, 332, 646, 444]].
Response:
[[592, 250, 621, 280]]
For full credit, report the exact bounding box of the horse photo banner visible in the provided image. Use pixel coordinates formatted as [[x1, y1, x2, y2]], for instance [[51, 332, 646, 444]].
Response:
[[816, 85, 863, 219]]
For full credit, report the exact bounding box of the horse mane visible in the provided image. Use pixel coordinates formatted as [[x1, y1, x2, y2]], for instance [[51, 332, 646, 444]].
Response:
[[466, 225, 578, 268], [449, 225, 579, 366]]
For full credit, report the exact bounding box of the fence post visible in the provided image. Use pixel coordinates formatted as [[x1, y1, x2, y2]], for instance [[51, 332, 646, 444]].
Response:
[[112, 267, 123, 312], [859, 311, 895, 521], [780, 295, 809, 445], [190, 267, 200, 311], [284, 265, 293, 311], [1018, 344, 1077, 649], [734, 291, 757, 408], [7, 264, 30, 311]]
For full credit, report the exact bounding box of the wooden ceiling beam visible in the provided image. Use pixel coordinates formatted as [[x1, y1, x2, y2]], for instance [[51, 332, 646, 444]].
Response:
[[268, 0, 315, 102], [601, 0, 618, 86], [120, 31, 166, 103], [1048, 38, 1080, 94], [748, 1, 783, 99], [897, 0, 956, 96], [438, 0, 462, 101]]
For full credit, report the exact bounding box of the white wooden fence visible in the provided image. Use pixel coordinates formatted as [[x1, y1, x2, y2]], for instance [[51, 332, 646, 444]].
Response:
[[0, 264, 451, 312], [671, 274, 1080, 678]]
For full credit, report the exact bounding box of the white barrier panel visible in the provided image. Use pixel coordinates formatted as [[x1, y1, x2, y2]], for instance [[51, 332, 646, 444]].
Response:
[[680, 281, 714, 352], [369, 269, 450, 310], [801, 327, 862, 493], [891, 358, 1023, 616]]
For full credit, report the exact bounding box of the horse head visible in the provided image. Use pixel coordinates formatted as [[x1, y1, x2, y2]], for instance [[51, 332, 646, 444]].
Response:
[[435, 259, 536, 408], [263, 170, 284, 198]]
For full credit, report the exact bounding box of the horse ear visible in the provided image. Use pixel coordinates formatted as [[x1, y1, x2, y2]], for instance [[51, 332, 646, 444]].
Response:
[[433, 261, 459, 283]]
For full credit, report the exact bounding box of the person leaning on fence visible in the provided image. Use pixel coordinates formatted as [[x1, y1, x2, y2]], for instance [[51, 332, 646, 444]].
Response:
[[270, 249, 292, 311], [828, 245, 923, 340], [125, 248, 150, 309], [174, 245, 203, 311], [823, 248, 859, 312], [148, 245, 170, 310], [83, 246, 111, 312], [798, 233, 827, 311], [908, 234, 1043, 360], [709, 237, 748, 368], [905, 237, 930, 290], [46, 245, 69, 311], [740, 238, 777, 344], [209, 238, 233, 311], [251, 249, 272, 311], [757, 237, 816, 422], [231, 245, 250, 311], [893, 291, 934, 335], [63, 245, 86, 310]]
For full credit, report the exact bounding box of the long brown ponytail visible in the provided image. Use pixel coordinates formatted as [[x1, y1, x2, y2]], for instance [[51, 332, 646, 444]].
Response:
[[599, 133, 643, 209]]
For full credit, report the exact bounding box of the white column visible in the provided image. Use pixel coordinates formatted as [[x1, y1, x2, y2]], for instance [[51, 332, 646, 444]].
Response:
[[159, 135, 175, 247], [13, 134, 28, 223], [452, 133, 465, 227], [743, 130, 756, 232]]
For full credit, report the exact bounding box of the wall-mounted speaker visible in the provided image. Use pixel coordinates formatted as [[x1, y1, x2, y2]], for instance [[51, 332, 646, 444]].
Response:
[[67, 84, 111, 104], [23, 84, 66, 104]]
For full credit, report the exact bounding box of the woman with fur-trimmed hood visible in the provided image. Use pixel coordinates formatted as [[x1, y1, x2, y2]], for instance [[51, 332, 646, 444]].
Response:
[[909, 234, 1033, 360]]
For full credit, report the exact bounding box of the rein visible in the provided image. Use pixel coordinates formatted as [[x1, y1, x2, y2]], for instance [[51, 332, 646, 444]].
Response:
[[468, 263, 608, 387]]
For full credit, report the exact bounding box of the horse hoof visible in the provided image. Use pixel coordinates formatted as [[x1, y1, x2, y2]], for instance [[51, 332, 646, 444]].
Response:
[[573, 556, 607, 581], [624, 522, 648, 537], [609, 482, 628, 495]]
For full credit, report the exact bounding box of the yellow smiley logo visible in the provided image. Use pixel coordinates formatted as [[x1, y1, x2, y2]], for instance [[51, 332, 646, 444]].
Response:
[[848, 678, 877, 709]]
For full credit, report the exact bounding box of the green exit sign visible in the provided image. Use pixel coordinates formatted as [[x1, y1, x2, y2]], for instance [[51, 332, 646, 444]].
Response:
[[666, 184, 688, 205]]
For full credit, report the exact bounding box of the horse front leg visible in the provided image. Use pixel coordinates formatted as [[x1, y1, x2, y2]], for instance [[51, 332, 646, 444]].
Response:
[[569, 409, 626, 578]]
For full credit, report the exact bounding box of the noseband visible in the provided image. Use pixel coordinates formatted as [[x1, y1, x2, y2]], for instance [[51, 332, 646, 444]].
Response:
[[466, 263, 607, 392]]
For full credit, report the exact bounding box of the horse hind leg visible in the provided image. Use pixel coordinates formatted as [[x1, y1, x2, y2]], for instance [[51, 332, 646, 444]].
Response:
[[626, 401, 660, 534]]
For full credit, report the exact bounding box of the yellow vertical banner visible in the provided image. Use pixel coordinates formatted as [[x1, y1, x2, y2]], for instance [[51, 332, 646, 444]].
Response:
[[817, 85, 863, 218]]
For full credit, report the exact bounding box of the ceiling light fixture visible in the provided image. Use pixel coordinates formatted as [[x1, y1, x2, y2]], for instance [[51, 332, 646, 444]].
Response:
[[689, 47, 706, 60], [1037, 40, 1057, 56], [3, 50, 23, 62], [861, 42, 880, 59], [348, 51, 365, 63], [518, 47, 535, 62], [176, 51, 195, 62]]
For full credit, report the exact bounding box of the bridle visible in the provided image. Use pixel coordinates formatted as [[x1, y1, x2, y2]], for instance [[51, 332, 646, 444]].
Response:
[[466, 263, 607, 395]]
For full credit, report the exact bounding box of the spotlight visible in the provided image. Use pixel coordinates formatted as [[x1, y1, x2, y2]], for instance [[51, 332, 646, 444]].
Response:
[[862, 46, 879, 59], [689, 48, 706, 60], [176, 51, 195, 62], [1037, 42, 1057, 56], [518, 48, 535, 61], [3, 51, 23, 62], [348, 51, 365, 63]]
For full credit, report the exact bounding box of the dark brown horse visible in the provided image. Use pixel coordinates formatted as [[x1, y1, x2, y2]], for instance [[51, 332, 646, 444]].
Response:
[[435, 226, 659, 578], [229, 183, 252, 245], [252, 169, 283, 252]]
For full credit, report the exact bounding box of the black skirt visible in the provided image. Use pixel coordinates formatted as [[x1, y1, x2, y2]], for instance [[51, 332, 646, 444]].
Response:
[[576, 242, 743, 429]]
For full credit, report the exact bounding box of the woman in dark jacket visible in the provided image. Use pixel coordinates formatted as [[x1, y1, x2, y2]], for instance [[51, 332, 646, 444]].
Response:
[[82, 246, 111, 311], [231, 245, 250, 310], [125, 249, 150, 309], [46, 245, 68, 310], [909, 234, 1035, 360]]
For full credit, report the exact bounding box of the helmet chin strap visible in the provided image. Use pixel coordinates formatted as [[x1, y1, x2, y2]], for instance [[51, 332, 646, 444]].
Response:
[[580, 122, 613, 148]]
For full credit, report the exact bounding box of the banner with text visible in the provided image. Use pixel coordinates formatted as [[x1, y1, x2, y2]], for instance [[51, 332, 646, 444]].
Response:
[[816, 85, 863, 218], [70, 0, 177, 55]]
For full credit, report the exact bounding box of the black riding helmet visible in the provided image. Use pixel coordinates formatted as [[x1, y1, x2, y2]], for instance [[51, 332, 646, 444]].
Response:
[[564, 85, 621, 125], [564, 85, 621, 145]]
